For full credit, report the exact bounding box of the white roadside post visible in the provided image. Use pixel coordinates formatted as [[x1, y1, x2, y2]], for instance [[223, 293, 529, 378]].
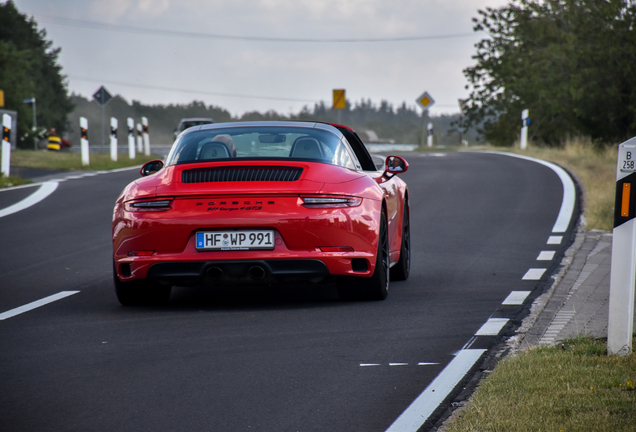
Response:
[[110, 117, 118, 162], [608, 136, 636, 356], [80, 117, 90, 166], [127, 118, 135, 159], [136, 123, 143, 153], [427, 122, 434, 148], [520, 109, 529, 150], [142, 116, 150, 156], [2, 113, 11, 177]]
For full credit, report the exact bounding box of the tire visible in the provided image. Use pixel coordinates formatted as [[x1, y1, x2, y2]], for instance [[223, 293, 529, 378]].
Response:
[[390, 201, 410, 281], [113, 263, 171, 306], [338, 209, 389, 301]]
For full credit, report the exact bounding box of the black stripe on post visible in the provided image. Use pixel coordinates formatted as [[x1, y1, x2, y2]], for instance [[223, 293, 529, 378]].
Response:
[[614, 172, 636, 228]]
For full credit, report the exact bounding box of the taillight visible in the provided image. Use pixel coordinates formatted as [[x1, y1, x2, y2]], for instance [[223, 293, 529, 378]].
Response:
[[128, 250, 155, 256], [301, 196, 362, 208], [125, 199, 172, 212], [319, 246, 354, 252]]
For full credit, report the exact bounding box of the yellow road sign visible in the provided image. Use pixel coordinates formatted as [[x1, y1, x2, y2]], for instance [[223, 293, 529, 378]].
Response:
[[416, 91, 435, 110], [333, 89, 346, 110], [0, 90, 4, 108]]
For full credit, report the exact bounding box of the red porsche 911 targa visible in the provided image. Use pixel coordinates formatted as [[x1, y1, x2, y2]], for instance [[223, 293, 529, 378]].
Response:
[[112, 121, 410, 305]]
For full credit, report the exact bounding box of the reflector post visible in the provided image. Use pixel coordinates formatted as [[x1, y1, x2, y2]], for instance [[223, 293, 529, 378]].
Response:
[[622, 183, 631, 217]]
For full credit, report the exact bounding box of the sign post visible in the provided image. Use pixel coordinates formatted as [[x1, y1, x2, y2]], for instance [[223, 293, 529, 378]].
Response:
[[608, 136, 636, 355], [127, 117, 136, 159], [427, 123, 434, 148], [92, 86, 113, 147], [142, 116, 150, 156], [520, 109, 529, 150], [2, 113, 11, 177], [80, 117, 89, 166], [416, 91, 435, 147], [110, 117, 118, 162]]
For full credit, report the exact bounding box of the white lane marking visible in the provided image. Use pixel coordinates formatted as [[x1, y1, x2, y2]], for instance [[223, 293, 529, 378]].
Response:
[[537, 251, 556, 261], [0, 181, 58, 218], [502, 291, 531, 305], [386, 349, 486, 432], [359, 362, 440, 367], [548, 236, 563, 244], [0, 165, 142, 215], [523, 268, 547, 280], [482, 151, 576, 233], [475, 318, 509, 336], [0, 291, 79, 320]]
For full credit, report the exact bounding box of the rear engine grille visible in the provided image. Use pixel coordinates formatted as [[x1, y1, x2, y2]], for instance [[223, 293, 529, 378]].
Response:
[[182, 166, 303, 183]]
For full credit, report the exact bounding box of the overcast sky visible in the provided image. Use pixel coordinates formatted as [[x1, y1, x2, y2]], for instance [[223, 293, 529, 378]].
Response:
[[11, 0, 508, 117]]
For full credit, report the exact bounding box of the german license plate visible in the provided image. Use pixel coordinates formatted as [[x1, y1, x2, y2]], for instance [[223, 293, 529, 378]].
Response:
[[196, 230, 275, 251]]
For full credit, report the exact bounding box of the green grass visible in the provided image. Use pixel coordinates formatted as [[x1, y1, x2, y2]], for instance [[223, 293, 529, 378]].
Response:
[[445, 337, 636, 432], [0, 174, 32, 188], [7, 149, 159, 172]]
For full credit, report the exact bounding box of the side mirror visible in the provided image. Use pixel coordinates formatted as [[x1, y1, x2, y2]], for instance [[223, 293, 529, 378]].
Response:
[[384, 155, 408, 176], [140, 160, 164, 177]]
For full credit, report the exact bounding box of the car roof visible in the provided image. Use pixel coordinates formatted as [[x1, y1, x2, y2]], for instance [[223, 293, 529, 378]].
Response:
[[180, 118, 213, 122], [190, 120, 344, 138]]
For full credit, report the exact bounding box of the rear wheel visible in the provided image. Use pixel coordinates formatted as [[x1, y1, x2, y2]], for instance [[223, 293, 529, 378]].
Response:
[[113, 263, 171, 306], [390, 202, 410, 281], [338, 209, 389, 301]]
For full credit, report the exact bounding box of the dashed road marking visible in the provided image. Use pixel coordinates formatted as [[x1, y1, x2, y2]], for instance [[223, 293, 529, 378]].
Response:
[[359, 362, 439, 367], [475, 318, 509, 336], [537, 251, 556, 261], [547, 236, 563, 244], [0, 291, 80, 320], [502, 291, 531, 305], [523, 268, 547, 280]]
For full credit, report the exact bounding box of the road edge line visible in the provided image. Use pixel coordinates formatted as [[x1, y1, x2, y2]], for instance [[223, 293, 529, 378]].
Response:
[[385, 349, 486, 432]]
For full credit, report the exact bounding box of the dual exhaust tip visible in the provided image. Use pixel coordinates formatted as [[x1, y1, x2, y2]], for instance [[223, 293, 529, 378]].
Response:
[[206, 265, 266, 281]]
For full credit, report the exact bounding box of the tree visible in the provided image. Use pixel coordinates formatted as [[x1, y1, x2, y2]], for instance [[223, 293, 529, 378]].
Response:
[[0, 0, 73, 147], [462, 0, 636, 146]]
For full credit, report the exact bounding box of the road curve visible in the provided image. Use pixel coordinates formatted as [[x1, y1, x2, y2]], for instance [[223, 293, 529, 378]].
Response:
[[0, 151, 578, 432]]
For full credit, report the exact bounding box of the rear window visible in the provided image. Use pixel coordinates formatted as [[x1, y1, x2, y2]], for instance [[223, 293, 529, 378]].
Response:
[[165, 126, 357, 169]]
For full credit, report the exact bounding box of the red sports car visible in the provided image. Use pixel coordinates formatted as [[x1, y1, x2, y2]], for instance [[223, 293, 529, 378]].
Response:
[[112, 121, 410, 305]]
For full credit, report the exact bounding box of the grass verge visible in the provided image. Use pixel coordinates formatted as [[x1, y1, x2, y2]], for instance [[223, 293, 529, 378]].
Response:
[[6, 149, 159, 172], [0, 174, 32, 188], [444, 337, 636, 432]]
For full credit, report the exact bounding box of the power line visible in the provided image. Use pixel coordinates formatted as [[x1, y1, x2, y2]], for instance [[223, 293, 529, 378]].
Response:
[[68, 76, 319, 103], [37, 15, 474, 43]]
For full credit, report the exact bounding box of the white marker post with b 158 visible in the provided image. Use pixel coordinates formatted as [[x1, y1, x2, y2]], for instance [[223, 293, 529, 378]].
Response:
[[608, 136, 636, 355]]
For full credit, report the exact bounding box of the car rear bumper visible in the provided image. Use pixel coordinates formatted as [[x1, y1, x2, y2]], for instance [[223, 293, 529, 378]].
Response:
[[115, 254, 373, 287], [145, 259, 331, 286]]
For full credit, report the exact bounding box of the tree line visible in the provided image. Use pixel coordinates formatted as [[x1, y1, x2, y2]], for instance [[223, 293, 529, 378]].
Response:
[[66, 94, 472, 147], [462, 0, 636, 146]]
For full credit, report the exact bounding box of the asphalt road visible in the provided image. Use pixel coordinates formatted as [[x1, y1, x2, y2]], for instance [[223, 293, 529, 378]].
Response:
[[0, 151, 578, 432]]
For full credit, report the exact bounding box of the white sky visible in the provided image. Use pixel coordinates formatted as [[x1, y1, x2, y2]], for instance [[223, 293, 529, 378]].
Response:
[[11, 0, 508, 117]]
